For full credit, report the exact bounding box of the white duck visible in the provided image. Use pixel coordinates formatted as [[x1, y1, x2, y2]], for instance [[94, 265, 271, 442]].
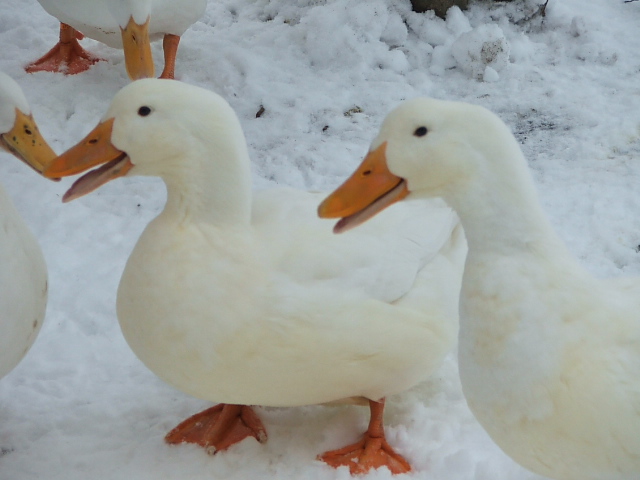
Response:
[[0, 72, 56, 380], [26, 0, 207, 80], [43, 79, 467, 474], [319, 97, 640, 480]]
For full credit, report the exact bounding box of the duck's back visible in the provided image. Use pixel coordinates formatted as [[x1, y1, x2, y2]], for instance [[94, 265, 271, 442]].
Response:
[[251, 187, 462, 304]]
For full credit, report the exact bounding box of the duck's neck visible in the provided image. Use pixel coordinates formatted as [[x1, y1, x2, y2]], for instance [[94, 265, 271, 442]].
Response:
[[441, 155, 566, 259], [159, 136, 253, 227]]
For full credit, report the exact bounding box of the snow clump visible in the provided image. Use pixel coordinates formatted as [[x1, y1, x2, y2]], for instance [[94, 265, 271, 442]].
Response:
[[451, 24, 510, 81]]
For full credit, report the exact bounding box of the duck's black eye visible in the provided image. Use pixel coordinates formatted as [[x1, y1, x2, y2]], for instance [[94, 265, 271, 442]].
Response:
[[138, 106, 152, 117], [414, 126, 428, 137]]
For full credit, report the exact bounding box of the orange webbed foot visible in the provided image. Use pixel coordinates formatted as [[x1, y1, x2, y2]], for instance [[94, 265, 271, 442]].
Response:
[[25, 23, 101, 75], [318, 399, 411, 475], [165, 404, 267, 454], [319, 433, 411, 475]]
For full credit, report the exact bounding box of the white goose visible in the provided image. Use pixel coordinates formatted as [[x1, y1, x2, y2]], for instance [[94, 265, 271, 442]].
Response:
[[0, 72, 55, 380], [44, 79, 467, 474], [319, 97, 640, 480], [26, 0, 207, 80]]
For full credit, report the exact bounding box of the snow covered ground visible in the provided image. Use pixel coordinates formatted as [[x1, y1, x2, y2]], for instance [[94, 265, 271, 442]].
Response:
[[1, 0, 640, 478]]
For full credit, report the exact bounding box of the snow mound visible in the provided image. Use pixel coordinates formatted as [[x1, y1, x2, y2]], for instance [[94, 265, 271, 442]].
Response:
[[451, 24, 510, 81]]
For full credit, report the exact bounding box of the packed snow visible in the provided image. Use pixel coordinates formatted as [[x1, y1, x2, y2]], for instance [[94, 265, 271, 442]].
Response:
[[1, 0, 640, 478]]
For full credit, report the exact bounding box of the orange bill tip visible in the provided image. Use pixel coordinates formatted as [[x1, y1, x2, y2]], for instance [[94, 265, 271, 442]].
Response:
[[318, 142, 409, 233]]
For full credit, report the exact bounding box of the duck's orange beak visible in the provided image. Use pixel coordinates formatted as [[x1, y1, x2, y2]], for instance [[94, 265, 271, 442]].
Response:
[[43, 118, 133, 202], [318, 142, 409, 233], [0, 108, 57, 176], [121, 15, 155, 80]]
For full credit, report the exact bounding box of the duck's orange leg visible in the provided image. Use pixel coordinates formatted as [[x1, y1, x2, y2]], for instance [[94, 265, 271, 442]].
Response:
[[165, 404, 267, 454], [25, 23, 101, 75], [319, 398, 411, 475], [159, 34, 180, 79]]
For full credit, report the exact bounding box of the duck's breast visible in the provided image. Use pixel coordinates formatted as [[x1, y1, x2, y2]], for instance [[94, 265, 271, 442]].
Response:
[[0, 188, 47, 379], [459, 252, 640, 479]]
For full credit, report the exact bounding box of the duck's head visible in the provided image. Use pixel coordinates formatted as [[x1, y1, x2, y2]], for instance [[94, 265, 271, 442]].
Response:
[[44, 79, 248, 202], [319, 98, 522, 233], [0, 72, 57, 175]]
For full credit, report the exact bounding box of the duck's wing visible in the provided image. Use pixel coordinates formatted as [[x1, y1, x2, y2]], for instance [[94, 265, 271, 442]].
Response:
[[251, 187, 461, 303]]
